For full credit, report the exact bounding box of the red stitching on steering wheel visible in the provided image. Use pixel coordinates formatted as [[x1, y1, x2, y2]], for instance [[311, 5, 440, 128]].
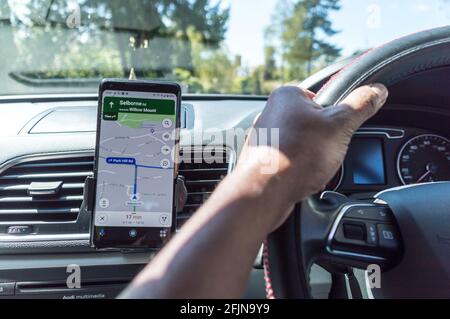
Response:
[[262, 239, 275, 299]]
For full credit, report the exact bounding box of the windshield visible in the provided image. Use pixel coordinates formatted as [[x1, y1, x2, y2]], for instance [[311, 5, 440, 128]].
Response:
[[1, 0, 449, 96]]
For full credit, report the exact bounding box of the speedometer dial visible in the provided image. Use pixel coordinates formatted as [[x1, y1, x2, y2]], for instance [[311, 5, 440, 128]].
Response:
[[398, 134, 450, 185]]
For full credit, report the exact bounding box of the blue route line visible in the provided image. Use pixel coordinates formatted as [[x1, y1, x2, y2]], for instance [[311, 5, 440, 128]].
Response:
[[133, 165, 138, 196], [106, 156, 172, 198]]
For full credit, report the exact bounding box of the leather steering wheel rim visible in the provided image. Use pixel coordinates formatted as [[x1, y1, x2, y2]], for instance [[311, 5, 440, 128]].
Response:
[[266, 25, 450, 299]]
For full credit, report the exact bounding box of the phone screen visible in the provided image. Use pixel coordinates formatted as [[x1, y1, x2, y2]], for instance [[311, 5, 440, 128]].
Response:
[[92, 81, 180, 249]]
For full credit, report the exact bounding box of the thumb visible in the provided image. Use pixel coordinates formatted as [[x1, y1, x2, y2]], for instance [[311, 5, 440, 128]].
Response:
[[334, 83, 388, 130]]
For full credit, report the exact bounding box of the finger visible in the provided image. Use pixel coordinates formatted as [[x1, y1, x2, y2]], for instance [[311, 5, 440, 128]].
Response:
[[296, 86, 321, 109], [303, 89, 316, 100], [296, 84, 317, 100], [270, 85, 323, 112], [290, 83, 315, 98], [333, 83, 388, 129]]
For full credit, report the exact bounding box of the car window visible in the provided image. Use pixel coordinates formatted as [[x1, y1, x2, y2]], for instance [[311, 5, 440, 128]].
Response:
[[0, 0, 449, 96]]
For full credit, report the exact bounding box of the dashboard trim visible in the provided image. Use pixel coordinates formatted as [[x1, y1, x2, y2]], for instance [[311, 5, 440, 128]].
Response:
[[0, 233, 90, 242], [0, 93, 268, 104], [355, 127, 405, 139], [0, 251, 152, 270], [0, 150, 95, 176]]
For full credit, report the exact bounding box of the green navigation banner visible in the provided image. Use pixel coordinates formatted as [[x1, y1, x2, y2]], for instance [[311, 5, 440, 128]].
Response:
[[103, 96, 175, 120]]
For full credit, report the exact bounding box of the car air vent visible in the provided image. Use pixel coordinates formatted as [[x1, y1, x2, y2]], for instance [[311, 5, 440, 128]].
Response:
[[0, 147, 232, 241], [0, 154, 93, 224], [177, 146, 232, 228]]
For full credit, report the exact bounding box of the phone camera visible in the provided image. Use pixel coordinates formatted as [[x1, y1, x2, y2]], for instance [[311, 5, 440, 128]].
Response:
[[129, 229, 138, 238]]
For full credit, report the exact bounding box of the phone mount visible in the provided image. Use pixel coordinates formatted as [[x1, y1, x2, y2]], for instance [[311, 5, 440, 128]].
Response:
[[79, 175, 188, 250]]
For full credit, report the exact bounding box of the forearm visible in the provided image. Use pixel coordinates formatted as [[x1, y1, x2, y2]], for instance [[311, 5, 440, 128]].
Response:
[[119, 83, 387, 299], [120, 153, 293, 299]]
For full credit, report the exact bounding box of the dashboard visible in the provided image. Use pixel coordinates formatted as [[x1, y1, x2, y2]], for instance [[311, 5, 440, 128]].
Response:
[[0, 65, 450, 299]]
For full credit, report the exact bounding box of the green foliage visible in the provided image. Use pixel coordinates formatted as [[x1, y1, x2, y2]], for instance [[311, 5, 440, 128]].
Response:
[[240, 66, 264, 95], [267, 0, 341, 81], [4, 0, 341, 95], [186, 27, 240, 93], [264, 46, 278, 81]]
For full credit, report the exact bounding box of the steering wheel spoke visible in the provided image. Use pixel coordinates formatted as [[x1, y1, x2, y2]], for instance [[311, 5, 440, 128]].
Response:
[[326, 202, 402, 266], [303, 193, 403, 271]]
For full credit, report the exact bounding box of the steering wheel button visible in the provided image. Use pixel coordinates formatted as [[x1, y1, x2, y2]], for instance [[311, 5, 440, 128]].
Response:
[[343, 223, 366, 241], [345, 206, 392, 222], [377, 224, 399, 250], [366, 223, 378, 245]]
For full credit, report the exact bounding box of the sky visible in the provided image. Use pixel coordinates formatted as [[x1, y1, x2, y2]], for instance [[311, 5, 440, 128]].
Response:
[[223, 0, 450, 67]]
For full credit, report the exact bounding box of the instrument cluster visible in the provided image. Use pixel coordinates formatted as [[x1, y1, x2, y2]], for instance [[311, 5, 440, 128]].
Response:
[[325, 127, 450, 194]]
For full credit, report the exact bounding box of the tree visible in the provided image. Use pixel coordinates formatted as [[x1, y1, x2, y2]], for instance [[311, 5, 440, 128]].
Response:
[[240, 66, 264, 95], [183, 27, 240, 94], [263, 45, 277, 81], [268, 0, 341, 81], [156, 0, 230, 75], [5, 0, 229, 81]]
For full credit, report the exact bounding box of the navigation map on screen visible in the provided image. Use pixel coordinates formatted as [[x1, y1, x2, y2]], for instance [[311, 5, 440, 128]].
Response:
[[94, 90, 177, 228]]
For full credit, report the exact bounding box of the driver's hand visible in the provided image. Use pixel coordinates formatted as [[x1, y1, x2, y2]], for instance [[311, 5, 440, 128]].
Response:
[[236, 84, 388, 231]]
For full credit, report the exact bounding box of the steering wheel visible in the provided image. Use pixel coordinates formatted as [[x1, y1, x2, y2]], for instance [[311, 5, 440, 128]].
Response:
[[266, 26, 450, 299]]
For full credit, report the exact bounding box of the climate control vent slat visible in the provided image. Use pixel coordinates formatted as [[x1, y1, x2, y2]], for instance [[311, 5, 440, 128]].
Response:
[[0, 171, 93, 180], [0, 154, 94, 226], [177, 147, 232, 228], [17, 161, 94, 169], [0, 195, 84, 203], [0, 208, 80, 215], [0, 183, 86, 191]]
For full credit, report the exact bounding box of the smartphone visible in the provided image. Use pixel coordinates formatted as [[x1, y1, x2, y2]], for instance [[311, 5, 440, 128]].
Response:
[[91, 79, 181, 249]]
